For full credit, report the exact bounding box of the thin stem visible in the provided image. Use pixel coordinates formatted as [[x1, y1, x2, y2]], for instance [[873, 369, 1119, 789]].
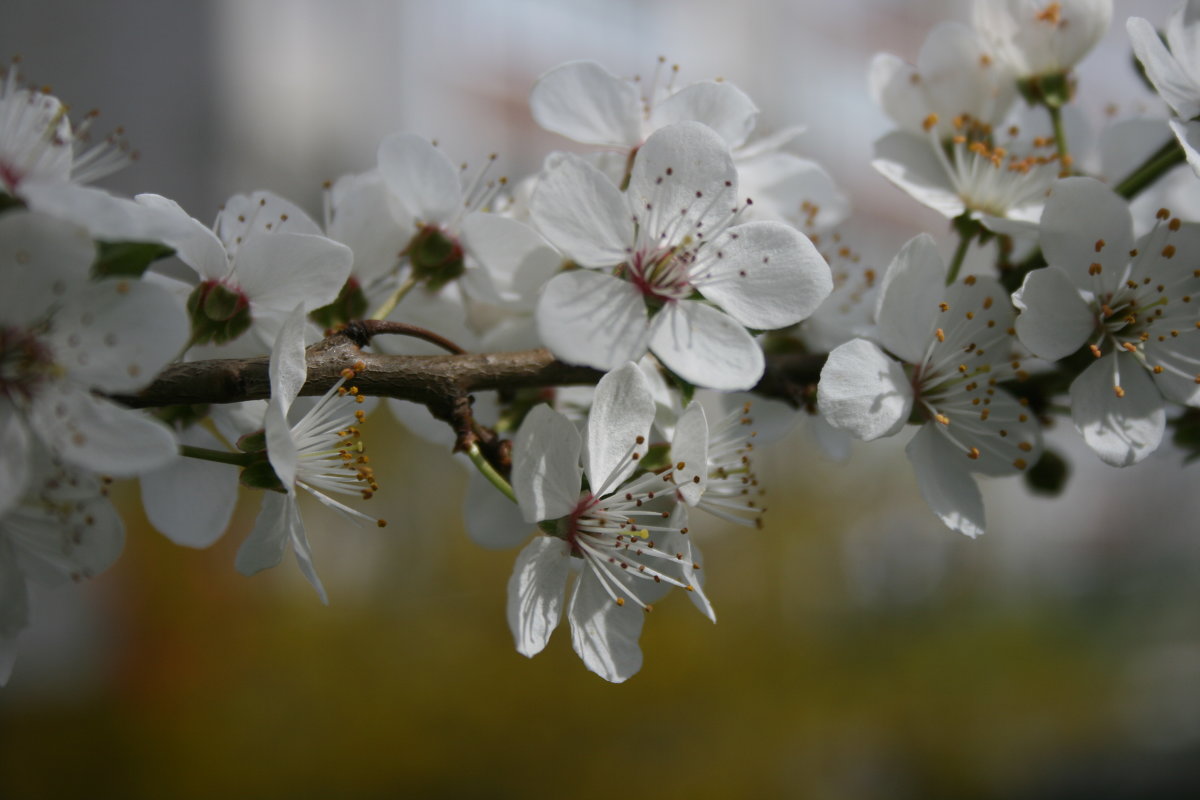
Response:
[[1047, 104, 1072, 174], [1113, 137, 1187, 199], [946, 223, 975, 286], [467, 441, 517, 504], [343, 319, 466, 354], [179, 444, 253, 467], [368, 273, 419, 321]]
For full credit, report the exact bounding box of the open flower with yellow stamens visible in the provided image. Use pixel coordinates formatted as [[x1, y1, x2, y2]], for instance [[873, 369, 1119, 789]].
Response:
[[874, 113, 1061, 237], [1014, 177, 1200, 466], [531, 121, 831, 391], [506, 362, 711, 682], [819, 234, 1042, 537], [235, 306, 384, 604], [0, 58, 135, 197]]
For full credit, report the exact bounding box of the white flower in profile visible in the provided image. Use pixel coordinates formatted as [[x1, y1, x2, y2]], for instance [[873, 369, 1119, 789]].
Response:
[[819, 234, 1042, 537], [235, 307, 384, 604], [874, 114, 1061, 237], [1129, 2, 1200, 177], [0, 59, 134, 197], [531, 121, 832, 391], [974, 0, 1112, 79], [0, 211, 185, 516], [530, 58, 759, 153], [1, 452, 124, 687], [506, 363, 710, 683], [1013, 177, 1200, 466]]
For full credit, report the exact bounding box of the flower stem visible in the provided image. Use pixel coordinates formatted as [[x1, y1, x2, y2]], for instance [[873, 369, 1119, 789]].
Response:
[[179, 444, 254, 467], [1113, 137, 1187, 199], [466, 441, 517, 504], [946, 217, 977, 286], [1047, 104, 1072, 174], [368, 273, 419, 321]]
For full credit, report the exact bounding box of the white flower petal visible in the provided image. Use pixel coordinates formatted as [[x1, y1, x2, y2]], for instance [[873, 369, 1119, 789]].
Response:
[[1040, 177, 1134, 292], [377, 133, 463, 225], [529, 61, 642, 148], [697, 220, 832, 329], [464, 469, 531, 550], [324, 171, 409, 284], [512, 405, 583, 524], [269, 305, 310, 415], [0, 539, 30, 642], [1013, 266, 1095, 360], [818, 339, 913, 441], [648, 300, 764, 391], [627, 122, 738, 241], [868, 52, 928, 135], [1169, 118, 1200, 179], [461, 212, 561, 308], [506, 536, 570, 658], [875, 233, 946, 364], [46, 279, 187, 394], [671, 401, 709, 506], [1070, 352, 1165, 467], [141, 425, 238, 549], [568, 568, 645, 683], [30, 390, 178, 477], [872, 131, 966, 220], [1129, 15, 1200, 120], [529, 153, 632, 268], [0, 631, 17, 687], [0, 403, 32, 517], [585, 362, 654, 494], [236, 491, 293, 577], [236, 232, 353, 313], [906, 423, 986, 538], [650, 80, 759, 148], [288, 506, 328, 605], [537, 270, 649, 371], [133, 194, 230, 280], [0, 211, 94, 328]]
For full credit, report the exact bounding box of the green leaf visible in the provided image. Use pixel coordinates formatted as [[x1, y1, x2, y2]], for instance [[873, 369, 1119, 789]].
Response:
[[92, 240, 175, 279]]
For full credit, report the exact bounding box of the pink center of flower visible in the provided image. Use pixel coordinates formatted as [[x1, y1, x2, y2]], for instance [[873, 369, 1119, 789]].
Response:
[[0, 325, 54, 401], [626, 247, 693, 304]]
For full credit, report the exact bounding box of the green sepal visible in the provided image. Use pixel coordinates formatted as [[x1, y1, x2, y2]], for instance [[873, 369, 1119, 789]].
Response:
[[0, 192, 26, 215], [236, 429, 268, 453], [538, 519, 561, 537], [407, 225, 464, 290], [1171, 408, 1200, 464], [1017, 72, 1072, 108], [240, 458, 287, 493], [186, 281, 253, 345], [91, 240, 175, 279], [635, 443, 671, 474], [310, 277, 368, 329], [1023, 448, 1070, 497]]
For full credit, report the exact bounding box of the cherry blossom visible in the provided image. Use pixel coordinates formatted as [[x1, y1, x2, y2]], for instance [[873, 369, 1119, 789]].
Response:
[[819, 234, 1042, 537], [1129, 2, 1200, 177], [1013, 177, 1200, 465], [506, 363, 710, 682], [531, 121, 832, 390], [0, 211, 185, 516], [235, 307, 384, 603]]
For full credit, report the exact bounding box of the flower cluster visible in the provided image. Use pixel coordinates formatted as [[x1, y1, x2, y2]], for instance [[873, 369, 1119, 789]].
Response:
[[6, 0, 1200, 685]]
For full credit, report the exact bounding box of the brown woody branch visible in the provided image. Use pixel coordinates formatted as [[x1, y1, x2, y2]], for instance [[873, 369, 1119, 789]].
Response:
[[113, 328, 827, 428]]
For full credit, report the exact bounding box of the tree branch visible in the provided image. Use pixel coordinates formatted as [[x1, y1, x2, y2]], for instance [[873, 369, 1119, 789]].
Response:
[[114, 329, 828, 421]]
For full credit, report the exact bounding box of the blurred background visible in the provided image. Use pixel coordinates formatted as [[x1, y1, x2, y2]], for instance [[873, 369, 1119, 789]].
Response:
[[3, 1, 1200, 797]]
